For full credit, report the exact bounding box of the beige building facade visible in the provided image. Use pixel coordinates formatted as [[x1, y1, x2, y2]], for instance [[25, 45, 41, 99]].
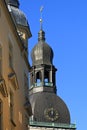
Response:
[[0, 0, 31, 130]]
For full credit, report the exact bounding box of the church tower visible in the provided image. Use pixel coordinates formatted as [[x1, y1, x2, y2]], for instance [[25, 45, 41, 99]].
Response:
[[29, 9, 76, 130]]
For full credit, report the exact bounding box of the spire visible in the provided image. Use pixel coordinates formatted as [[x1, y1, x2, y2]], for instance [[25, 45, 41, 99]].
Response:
[[38, 6, 45, 41], [40, 6, 44, 30]]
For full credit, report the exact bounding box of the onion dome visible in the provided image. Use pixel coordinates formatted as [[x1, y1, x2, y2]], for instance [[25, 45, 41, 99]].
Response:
[[31, 29, 54, 66], [30, 92, 70, 124]]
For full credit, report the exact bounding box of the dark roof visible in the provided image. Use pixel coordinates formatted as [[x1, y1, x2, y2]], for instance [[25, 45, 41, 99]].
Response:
[[7, 0, 32, 38], [8, 5, 28, 27], [29, 92, 70, 124], [31, 30, 54, 66], [6, 0, 19, 7]]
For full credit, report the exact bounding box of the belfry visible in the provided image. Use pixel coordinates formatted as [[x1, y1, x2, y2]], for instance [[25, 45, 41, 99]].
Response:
[[29, 8, 76, 130]]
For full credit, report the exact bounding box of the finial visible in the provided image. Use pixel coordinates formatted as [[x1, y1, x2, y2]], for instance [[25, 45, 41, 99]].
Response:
[[38, 6, 45, 41], [40, 6, 44, 30]]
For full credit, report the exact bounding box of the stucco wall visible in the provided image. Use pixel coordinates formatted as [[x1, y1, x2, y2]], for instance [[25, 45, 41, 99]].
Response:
[[0, 2, 29, 130]]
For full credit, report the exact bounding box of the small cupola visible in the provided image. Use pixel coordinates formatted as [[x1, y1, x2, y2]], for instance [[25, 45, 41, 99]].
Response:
[[29, 7, 56, 94], [31, 29, 54, 66], [31, 7, 54, 66]]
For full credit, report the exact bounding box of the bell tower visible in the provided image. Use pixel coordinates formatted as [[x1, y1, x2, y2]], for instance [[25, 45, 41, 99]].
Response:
[[29, 7, 76, 130], [29, 28, 57, 95], [29, 6, 57, 95]]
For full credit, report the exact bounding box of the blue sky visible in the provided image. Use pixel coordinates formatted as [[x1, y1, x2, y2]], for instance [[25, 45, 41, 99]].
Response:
[[20, 0, 87, 130]]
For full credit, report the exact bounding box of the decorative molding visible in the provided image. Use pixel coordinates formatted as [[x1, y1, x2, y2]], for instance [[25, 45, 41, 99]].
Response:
[[8, 71, 19, 90], [0, 78, 8, 97]]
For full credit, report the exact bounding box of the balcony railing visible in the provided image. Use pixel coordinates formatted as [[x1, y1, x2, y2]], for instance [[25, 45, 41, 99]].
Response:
[[30, 82, 53, 88], [29, 121, 76, 129]]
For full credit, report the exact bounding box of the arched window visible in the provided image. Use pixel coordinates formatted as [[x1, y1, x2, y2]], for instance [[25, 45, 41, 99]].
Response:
[[35, 71, 42, 86], [44, 70, 53, 87], [44, 70, 49, 86]]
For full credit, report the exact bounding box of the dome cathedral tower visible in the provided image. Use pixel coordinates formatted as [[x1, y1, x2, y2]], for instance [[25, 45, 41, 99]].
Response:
[[30, 28, 57, 94], [29, 8, 71, 125], [30, 9, 57, 94]]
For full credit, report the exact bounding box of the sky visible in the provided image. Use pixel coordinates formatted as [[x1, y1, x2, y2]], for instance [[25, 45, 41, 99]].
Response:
[[20, 0, 87, 130]]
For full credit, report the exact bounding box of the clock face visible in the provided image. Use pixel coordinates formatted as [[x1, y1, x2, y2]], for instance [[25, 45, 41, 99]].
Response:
[[44, 108, 59, 121]]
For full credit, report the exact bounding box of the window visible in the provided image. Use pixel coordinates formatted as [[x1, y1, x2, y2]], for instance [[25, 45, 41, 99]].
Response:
[[24, 73, 29, 99], [0, 100, 3, 130], [10, 91, 14, 121], [35, 71, 42, 87], [44, 78, 48, 83], [10, 91, 16, 129], [0, 45, 2, 77], [9, 42, 13, 69]]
